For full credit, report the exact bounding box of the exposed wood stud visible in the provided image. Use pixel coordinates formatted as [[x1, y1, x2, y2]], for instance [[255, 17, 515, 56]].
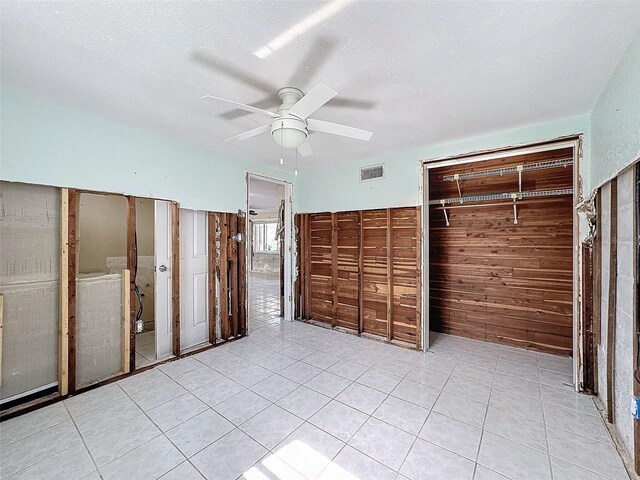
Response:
[[208, 212, 217, 345], [386, 208, 394, 342], [606, 177, 617, 423], [220, 213, 230, 340], [238, 213, 247, 336], [121, 269, 131, 374], [358, 210, 364, 334], [593, 189, 601, 395], [415, 206, 422, 351], [67, 189, 78, 393], [331, 212, 339, 327], [280, 201, 285, 317], [59, 189, 69, 396], [581, 241, 595, 392], [229, 214, 239, 337], [171, 203, 180, 357], [126, 196, 136, 371], [294, 215, 301, 319], [304, 214, 311, 320]]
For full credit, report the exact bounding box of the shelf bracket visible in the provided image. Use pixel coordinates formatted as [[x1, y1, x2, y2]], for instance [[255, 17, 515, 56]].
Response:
[[453, 174, 462, 198], [517, 165, 523, 193], [441, 200, 449, 226], [511, 193, 518, 225]]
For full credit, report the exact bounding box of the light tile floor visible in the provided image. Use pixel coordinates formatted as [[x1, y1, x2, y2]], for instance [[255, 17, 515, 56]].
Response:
[[0, 274, 629, 479], [136, 330, 156, 368]]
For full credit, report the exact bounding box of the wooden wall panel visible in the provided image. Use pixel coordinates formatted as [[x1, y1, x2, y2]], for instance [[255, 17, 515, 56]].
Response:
[[309, 213, 333, 324], [362, 209, 390, 337], [428, 148, 574, 354], [336, 211, 360, 331], [390, 207, 420, 344], [298, 207, 421, 346]]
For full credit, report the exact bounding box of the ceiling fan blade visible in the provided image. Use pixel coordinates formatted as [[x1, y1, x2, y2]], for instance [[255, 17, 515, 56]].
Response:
[[192, 51, 278, 95], [288, 83, 337, 120], [220, 96, 280, 120], [307, 119, 373, 141], [225, 124, 271, 142], [327, 96, 377, 110], [288, 37, 338, 90], [202, 95, 276, 118], [297, 140, 313, 157]]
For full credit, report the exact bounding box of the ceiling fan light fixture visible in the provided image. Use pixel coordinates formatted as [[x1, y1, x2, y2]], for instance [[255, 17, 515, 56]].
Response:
[[271, 118, 308, 149]]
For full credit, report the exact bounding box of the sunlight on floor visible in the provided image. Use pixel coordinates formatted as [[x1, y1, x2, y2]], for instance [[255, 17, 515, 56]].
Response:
[[243, 440, 359, 480]]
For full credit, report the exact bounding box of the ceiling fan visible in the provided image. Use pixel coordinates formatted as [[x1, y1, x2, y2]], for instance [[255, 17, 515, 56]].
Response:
[[201, 83, 372, 157]]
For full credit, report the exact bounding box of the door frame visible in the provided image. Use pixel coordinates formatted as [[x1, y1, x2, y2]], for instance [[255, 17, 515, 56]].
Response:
[[245, 172, 294, 331], [420, 136, 583, 389]]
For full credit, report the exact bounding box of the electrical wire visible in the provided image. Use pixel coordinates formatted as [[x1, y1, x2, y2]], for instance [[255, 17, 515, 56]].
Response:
[[133, 229, 143, 327]]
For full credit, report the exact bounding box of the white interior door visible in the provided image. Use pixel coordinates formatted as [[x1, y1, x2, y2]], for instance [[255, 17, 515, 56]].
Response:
[[154, 200, 173, 359], [180, 209, 209, 350]]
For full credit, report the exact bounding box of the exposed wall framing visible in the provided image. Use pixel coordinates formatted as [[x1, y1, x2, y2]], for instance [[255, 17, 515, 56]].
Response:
[[208, 212, 218, 344], [0, 184, 252, 418], [67, 189, 78, 394], [171, 202, 180, 356], [126, 196, 137, 370], [59, 189, 69, 396], [607, 177, 618, 422], [296, 206, 421, 347]]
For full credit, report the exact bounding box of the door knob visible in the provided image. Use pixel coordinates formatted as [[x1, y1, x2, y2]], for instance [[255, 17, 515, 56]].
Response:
[[159, 265, 168, 272]]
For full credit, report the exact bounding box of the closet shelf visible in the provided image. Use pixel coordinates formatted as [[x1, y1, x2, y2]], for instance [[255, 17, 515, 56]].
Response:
[[442, 157, 573, 182], [428, 188, 573, 206]]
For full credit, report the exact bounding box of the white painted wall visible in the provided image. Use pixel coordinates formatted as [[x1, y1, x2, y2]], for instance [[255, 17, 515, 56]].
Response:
[[0, 88, 294, 212]]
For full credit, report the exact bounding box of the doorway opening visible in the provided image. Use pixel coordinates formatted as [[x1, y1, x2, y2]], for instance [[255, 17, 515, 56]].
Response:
[[422, 138, 581, 382], [247, 174, 292, 330]]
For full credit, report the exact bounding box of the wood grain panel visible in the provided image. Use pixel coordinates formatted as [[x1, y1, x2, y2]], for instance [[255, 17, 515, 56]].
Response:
[[391, 207, 420, 344], [309, 213, 334, 324], [428, 148, 574, 354], [336, 211, 360, 331], [362, 209, 389, 337]]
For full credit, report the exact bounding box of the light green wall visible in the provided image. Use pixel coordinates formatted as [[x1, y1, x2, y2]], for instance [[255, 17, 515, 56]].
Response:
[[0, 88, 294, 212], [297, 115, 590, 213], [591, 28, 640, 189]]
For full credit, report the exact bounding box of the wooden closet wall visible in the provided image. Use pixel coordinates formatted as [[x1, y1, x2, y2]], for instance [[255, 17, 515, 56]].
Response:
[[296, 207, 421, 348], [428, 148, 574, 354]]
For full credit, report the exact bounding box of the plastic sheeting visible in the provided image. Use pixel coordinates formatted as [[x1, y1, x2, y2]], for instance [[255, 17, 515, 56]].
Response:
[[0, 182, 60, 402], [76, 273, 124, 387]]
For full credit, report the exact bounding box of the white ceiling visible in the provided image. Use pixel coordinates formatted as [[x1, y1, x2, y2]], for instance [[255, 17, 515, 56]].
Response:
[[2, 1, 640, 169], [249, 177, 284, 213]]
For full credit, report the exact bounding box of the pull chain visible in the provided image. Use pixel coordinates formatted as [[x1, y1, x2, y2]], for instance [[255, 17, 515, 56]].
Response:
[[295, 147, 298, 176], [279, 122, 284, 165]]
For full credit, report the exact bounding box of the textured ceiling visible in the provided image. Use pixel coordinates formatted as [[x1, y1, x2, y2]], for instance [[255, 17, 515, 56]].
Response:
[[2, 1, 640, 170], [249, 177, 284, 213]]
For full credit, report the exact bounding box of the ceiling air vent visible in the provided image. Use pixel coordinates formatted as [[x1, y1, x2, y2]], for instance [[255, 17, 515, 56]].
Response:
[[360, 164, 384, 182]]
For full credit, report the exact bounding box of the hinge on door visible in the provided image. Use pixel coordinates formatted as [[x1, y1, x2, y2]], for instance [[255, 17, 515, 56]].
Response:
[[289, 196, 293, 204], [289, 295, 292, 302]]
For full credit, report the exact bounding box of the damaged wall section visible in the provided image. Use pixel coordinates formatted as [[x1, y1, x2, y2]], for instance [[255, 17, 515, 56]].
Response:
[[0, 182, 60, 402]]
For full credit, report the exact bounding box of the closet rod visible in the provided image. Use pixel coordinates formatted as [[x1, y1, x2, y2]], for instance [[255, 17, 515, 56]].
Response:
[[442, 157, 573, 182], [428, 188, 573, 206]]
